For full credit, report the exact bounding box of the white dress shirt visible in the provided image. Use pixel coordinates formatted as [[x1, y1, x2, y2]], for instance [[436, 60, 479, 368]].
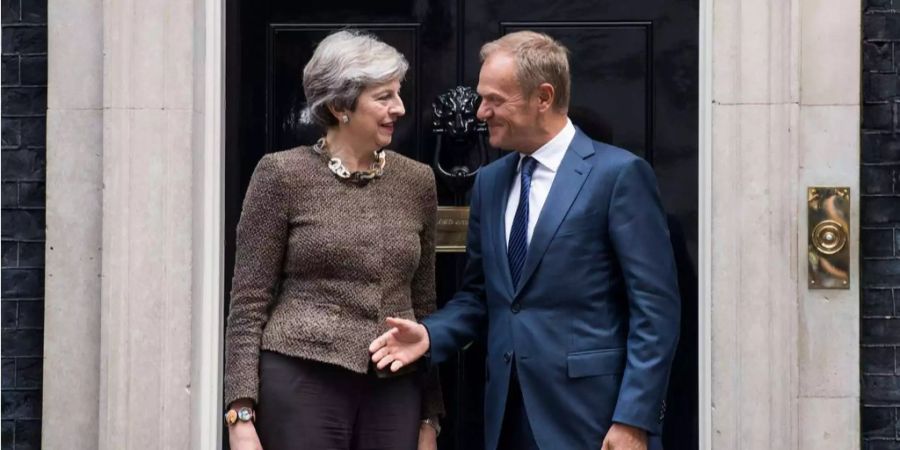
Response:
[[505, 118, 576, 247]]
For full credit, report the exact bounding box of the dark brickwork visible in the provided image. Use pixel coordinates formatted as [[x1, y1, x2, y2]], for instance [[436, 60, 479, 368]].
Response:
[[864, 1, 900, 449], [1, 0, 45, 448]]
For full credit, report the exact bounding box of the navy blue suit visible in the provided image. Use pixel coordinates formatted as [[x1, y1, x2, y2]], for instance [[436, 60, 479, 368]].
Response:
[[422, 129, 681, 450]]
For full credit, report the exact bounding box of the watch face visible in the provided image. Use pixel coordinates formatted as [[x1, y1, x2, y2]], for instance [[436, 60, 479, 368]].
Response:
[[237, 408, 253, 422]]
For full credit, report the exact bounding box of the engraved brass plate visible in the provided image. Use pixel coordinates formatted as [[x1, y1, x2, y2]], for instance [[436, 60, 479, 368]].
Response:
[[435, 206, 469, 253], [808, 187, 850, 289]]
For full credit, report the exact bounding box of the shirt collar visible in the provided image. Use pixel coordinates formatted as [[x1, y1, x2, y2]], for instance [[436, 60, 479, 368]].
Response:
[[516, 118, 576, 174]]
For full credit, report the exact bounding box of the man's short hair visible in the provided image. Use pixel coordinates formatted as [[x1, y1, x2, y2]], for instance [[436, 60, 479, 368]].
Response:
[[480, 31, 571, 111]]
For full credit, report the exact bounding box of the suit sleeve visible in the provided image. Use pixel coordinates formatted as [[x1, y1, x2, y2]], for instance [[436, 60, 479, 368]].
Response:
[[223, 155, 289, 407], [410, 167, 446, 419], [607, 158, 681, 435], [421, 171, 488, 365]]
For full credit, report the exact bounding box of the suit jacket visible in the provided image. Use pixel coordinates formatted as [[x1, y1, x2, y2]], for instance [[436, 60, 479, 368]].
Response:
[[224, 148, 443, 418], [422, 129, 680, 450]]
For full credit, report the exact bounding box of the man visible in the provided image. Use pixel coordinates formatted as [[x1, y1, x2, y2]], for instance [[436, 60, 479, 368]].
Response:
[[369, 31, 680, 450]]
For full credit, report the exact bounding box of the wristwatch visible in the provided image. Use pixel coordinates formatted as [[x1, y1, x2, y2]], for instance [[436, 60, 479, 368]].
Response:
[[224, 407, 255, 426], [421, 417, 441, 436]]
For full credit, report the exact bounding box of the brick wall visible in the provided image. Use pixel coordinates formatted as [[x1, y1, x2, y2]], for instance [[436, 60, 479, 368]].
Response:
[[1, 0, 46, 448], [862, 0, 900, 449]]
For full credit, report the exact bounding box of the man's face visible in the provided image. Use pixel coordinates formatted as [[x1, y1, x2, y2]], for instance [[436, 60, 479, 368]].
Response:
[[476, 52, 540, 151]]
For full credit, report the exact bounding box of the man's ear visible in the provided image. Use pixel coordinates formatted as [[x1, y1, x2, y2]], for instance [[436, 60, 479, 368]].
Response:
[[535, 83, 556, 112]]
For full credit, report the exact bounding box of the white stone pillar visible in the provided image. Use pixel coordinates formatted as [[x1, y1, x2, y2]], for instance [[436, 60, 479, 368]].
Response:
[[189, 0, 226, 447], [710, 0, 801, 446], [97, 0, 195, 447], [43, 0, 104, 447], [47, 0, 214, 446], [796, 0, 861, 448], [708, 0, 860, 448]]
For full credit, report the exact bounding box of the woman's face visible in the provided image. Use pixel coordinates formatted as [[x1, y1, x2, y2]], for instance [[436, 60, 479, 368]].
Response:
[[344, 79, 405, 150]]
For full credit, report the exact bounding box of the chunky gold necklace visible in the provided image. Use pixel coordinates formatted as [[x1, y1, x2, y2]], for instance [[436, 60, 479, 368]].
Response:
[[312, 138, 385, 183]]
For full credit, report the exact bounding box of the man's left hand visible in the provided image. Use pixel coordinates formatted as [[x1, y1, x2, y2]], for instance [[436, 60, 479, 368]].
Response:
[[601, 423, 647, 450]]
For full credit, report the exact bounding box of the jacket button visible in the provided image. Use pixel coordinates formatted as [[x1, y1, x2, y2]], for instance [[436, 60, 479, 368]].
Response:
[[503, 352, 512, 363], [510, 302, 521, 313]]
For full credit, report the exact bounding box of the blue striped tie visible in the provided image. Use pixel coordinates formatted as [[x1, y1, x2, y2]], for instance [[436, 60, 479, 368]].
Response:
[[508, 156, 538, 287]]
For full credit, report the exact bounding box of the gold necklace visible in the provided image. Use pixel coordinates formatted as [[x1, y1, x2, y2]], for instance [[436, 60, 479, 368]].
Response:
[[312, 138, 386, 182]]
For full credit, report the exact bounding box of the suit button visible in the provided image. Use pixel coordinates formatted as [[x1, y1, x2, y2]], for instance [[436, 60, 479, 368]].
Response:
[[503, 352, 512, 363], [510, 302, 521, 313]]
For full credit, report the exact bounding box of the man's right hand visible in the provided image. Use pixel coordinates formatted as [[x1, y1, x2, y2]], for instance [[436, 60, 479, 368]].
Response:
[[368, 317, 430, 372], [228, 421, 263, 450]]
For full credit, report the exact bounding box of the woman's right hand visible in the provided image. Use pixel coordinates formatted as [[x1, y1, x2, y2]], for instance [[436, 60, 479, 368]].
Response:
[[228, 422, 263, 450]]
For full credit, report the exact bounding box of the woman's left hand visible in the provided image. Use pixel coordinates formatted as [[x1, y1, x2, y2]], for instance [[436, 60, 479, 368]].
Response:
[[417, 423, 438, 450]]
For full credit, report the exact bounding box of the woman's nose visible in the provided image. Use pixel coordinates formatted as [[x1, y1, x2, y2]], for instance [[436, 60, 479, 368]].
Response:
[[391, 97, 406, 117]]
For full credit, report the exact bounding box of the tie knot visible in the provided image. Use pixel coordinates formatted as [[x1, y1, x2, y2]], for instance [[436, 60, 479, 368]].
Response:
[[521, 156, 538, 178]]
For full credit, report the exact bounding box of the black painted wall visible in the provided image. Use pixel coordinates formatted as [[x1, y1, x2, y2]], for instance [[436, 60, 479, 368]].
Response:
[[1, 0, 46, 448], [862, 0, 900, 449]]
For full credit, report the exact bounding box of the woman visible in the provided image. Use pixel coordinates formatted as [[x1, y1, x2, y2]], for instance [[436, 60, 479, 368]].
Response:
[[224, 30, 443, 450]]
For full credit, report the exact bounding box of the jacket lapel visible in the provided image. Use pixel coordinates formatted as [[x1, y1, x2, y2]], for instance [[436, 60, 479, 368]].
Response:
[[514, 129, 595, 295], [490, 153, 519, 299]]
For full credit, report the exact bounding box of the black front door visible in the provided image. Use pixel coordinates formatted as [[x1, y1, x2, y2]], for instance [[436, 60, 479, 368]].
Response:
[[225, 1, 698, 449]]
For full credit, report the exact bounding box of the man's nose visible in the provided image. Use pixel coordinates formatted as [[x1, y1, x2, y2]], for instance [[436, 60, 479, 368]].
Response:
[[476, 102, 489, 121]]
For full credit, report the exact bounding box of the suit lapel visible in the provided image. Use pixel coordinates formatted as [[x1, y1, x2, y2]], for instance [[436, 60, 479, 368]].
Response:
[[490, 153, 519, 299], [514, 130, 595, 295]]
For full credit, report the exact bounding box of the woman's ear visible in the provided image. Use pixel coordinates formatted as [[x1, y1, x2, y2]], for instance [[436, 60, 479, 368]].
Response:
[[326, 103, 347, 124]]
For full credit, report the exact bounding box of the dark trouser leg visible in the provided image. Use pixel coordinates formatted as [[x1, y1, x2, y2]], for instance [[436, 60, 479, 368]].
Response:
[[256, 351, 357, 450], [497, 362, 540, 450], [350, 371, 421, 450]]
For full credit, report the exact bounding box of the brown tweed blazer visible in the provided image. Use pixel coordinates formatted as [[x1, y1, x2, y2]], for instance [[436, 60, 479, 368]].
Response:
[[223, 146, 444, 419]]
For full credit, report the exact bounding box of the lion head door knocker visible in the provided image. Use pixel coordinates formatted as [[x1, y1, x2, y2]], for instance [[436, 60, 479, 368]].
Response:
[[431, 86, 488, 252], [432, 86, 489, 199]]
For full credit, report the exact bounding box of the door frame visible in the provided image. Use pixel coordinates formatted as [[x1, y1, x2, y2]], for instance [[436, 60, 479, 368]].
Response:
[[190, 0, 714, 447]]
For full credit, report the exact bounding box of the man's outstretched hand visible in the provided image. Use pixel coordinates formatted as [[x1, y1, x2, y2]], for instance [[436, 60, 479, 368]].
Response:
[[369, 317, 431, 372]]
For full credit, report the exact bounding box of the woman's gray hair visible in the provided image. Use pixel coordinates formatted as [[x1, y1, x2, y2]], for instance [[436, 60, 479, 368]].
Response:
[[301, 30, 409, 127]]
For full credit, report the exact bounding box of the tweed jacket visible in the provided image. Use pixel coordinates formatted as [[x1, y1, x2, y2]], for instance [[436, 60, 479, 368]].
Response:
[[223, 146, 444, 419]]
